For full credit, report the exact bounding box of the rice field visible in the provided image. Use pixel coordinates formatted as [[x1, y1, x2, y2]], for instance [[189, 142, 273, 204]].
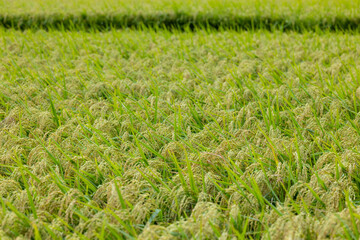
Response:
[[1, 1, 360, 240], [1, 0, 360, 31], [2, 0, 359, 16]]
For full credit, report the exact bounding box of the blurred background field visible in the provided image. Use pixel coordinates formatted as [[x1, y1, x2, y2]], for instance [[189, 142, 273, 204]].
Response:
[[0, 0, 359, 31], [2, 0, 359, 17]]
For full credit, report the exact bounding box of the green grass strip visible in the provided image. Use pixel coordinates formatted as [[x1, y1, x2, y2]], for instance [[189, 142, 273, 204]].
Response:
[[0, 13, 360, 31]]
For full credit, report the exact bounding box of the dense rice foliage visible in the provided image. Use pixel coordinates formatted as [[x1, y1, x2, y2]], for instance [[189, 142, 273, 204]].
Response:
[[1, 28, 360, 239]]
